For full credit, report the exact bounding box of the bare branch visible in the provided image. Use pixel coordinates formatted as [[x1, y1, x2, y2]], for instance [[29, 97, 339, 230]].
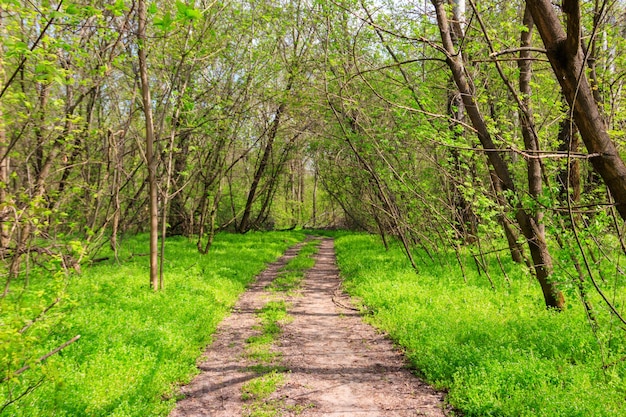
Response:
[[489, 47, 547, 58], [2, 335, 81, 383]]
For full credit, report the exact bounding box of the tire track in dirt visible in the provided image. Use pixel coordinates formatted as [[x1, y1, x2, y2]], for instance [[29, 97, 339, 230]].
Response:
[[169, 238, 448, 417]]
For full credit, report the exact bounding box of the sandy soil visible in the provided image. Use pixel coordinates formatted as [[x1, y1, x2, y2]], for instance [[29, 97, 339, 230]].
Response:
[[169, 238, 449, 417]]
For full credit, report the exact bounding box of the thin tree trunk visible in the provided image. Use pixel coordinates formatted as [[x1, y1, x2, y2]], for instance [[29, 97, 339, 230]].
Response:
[[197, 186, 221, 254], [238, 102, 286, 233], [138, 0, 159, 290], [109, 129, 123, 262], [252, 130, 301, 230], [312, 166, 318, 227], [0, 8, 9, 252], [167, 130, 190, 236], [298, 158, 304, 225], [556, 115, 581, 209], [239, 70, 295, 233], [490, 171, 526, 264]]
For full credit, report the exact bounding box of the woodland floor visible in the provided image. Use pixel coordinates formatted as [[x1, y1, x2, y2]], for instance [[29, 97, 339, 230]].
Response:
[[169, 238, 449, 417]]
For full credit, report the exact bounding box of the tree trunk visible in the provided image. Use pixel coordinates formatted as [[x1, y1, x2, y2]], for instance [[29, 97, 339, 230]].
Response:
[[432, 0, 564, 309], [556, 115, 581, 208], [312, 166, 318, 227], [490, 171, 526, 264], [167, 130, 190, 236], [138, 0, 159, 290], [0, 8, 9, 252], [525, 0, 626, 221], [238, 94, 288, 233], [517, 7, 562, 305]]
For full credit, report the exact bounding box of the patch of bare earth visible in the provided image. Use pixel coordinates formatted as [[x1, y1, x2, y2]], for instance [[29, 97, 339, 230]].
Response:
[[170, 238, 448, 417]]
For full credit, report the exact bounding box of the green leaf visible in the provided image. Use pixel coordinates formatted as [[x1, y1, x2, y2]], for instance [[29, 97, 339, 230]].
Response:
[[185, 8, 201, 20], [154, 12, 173, 31], [105, 0, 127, 16], [175, 1, 201, 22]]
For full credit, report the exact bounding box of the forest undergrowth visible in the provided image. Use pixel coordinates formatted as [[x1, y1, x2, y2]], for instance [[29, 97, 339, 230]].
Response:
[[334, 233, 626, 417], [0, 231, 306, 417], [4, 230, 626, 416]]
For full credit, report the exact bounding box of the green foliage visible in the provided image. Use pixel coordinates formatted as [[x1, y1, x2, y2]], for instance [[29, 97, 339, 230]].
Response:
[[246, 300, 291, 362], [0, 231, 304, 416], [0, 267, 70, 413], [334, 233, 626, 417], [241, 366, 311, 417]]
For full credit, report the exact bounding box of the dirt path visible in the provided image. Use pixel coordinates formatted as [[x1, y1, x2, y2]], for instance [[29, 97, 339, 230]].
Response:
[[170, 238, 448, 417]]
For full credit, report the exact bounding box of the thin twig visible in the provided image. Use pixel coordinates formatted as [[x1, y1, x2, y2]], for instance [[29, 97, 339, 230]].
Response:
[[2, 335, 81, 383], [489, 47, 547, 57], [19, 297, 61, 334]]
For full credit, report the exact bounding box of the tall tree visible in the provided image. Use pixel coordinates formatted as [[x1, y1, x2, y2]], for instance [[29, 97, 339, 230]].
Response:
[[137, 0, 159, 290], [431, 0, 564, 308], [526, 0, 626, 221]]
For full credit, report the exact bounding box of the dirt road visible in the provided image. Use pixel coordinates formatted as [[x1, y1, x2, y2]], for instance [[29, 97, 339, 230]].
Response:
[[170, 238, 447, 417]]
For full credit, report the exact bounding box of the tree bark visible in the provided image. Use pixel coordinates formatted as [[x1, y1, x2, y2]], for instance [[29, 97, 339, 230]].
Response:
[[517, 7, 560, 302], [556, 116, 581, 207], [525, 0, 626, 221], [490, 171, 526, 265], [138, 0, 159, 290], [432, 0, 564, 308]]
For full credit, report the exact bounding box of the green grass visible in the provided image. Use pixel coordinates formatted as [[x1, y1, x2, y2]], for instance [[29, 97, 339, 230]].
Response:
[[245, 300, 291, 363], [242, 302, 290, 417], [334, 233, 626, 417], [242, 370, 286, 401], [268, 239, 320, 294], [1, 231, 305, 417]]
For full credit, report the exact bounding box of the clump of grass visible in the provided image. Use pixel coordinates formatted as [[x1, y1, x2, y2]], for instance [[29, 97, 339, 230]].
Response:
[[242, 370, 285, 401], [268, 239, 320, 293], [243, 400, 284, 417], [334, 233, 626, 417], [245, 300, 291, 363], [259, 300, 290, 324], [241, 371, 311, 417], [268, 271, 303, 293]]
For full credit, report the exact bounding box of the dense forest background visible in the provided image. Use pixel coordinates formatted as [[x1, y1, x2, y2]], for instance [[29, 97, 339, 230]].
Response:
[[3, 0, 626, 413]]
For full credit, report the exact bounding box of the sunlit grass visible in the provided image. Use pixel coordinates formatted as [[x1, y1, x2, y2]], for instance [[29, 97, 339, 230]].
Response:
[[1, 231, 305, 417], [334, 233, 626, 417], [268, 239, 320, 294]]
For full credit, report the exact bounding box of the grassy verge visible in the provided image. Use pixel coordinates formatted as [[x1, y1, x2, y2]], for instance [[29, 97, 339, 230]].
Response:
[[1, 231, 305, 417], [334, 233, 626, 417], [241, 238, 320, 417]]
